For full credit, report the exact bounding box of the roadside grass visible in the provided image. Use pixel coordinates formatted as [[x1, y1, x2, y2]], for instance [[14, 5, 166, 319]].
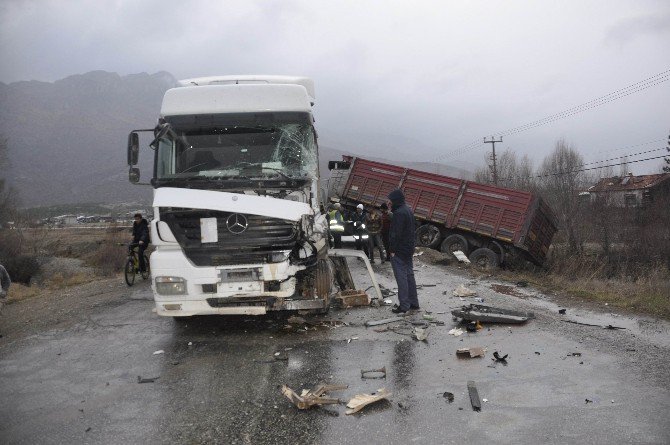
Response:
[[493, 264, 670, 320]]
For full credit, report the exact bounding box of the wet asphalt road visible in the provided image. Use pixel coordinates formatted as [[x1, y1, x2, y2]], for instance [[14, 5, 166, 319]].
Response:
[[1, 255, 669, 444]]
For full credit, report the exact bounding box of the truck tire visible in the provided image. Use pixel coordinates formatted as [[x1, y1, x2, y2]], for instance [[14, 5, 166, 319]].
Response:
[[314, 259, 333, 314], [469, 247, 500, 270], [440, 234, 469, 256], [415, 224, 442, 248]]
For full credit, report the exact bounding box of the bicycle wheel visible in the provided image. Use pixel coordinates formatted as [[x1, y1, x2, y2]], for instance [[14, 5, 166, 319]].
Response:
[[124, 258, 136, 286], [141, 255, 150, 280]]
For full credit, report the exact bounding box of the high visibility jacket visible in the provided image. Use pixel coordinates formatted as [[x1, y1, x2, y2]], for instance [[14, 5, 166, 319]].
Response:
[[328, 210, 345, 232]]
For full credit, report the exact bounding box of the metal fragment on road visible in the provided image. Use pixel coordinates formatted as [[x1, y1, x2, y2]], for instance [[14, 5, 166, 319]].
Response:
[[365, 316, 405, 327], [467, 381, 481, 411], [137, 376, 159, 384], [361, 367, 386, 379], [453, 250, 471, 264]]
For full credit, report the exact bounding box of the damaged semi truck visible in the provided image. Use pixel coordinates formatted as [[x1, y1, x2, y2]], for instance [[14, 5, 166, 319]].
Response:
[[126, 76, 341, 318]]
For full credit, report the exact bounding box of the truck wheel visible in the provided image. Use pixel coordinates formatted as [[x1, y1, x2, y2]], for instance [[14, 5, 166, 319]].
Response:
[[415, 224, 442, 248], [469, 248, 500, 270], [314, 259, 332, 314], [440, 234, 469, 256]]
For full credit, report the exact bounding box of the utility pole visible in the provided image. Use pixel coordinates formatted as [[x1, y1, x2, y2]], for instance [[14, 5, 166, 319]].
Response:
[[484, 136, 503, 185]]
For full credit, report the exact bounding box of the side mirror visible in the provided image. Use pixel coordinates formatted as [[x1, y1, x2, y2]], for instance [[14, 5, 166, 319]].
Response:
[[127, 132, 139, 165], [129, 167, 140, 184], [328, 161, 351, 171], [150, 124, 171, 149]]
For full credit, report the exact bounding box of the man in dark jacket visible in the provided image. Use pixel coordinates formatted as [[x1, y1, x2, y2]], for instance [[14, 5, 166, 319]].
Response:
[[131, 213, 150, 273], [387, 189, 419, 313]]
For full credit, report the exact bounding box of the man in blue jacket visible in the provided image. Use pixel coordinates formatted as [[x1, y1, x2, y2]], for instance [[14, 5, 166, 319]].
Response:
[[387, 189, 419, 313]]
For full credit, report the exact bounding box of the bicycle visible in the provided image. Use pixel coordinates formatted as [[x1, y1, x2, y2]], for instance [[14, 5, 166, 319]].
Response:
[[124, 243, 150, 286]]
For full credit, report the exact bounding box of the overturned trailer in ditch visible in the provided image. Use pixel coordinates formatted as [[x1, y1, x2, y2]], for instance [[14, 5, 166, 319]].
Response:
[[329, 156, 558, 267]]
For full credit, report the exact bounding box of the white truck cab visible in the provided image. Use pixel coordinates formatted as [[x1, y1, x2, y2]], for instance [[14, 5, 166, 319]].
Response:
[[127, 76, 332, 318]]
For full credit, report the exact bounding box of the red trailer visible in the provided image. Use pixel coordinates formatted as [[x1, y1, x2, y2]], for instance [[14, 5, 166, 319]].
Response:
[[330, 156, 558, 267]]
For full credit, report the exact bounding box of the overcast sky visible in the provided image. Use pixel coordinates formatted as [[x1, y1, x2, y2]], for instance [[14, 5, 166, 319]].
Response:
[[1, 0, 668, 174]]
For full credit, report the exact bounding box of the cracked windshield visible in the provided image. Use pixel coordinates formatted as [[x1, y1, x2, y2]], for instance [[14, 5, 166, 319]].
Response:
[[156, 115, 317, 180]]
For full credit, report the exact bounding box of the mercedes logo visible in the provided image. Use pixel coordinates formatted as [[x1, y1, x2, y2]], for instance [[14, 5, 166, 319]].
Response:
[[226, 213, 248, 234]]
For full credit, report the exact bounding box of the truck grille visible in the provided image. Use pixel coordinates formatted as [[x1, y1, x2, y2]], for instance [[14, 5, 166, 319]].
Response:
[[160, 208, 299, 266]]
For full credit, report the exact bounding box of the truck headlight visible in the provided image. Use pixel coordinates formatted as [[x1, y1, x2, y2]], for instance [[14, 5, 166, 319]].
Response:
[[269, 251, 288, 263], [155, 276, 187, 295]]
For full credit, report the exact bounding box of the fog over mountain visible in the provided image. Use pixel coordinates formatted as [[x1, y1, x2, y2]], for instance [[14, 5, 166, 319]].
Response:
[[0, 71, 474, 207]]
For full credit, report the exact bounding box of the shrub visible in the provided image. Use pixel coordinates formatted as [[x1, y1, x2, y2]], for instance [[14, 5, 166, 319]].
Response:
[[3, 255, 40, 285]]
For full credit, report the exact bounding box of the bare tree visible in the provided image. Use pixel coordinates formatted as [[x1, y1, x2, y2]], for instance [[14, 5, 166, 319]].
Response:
[[537, 139, 588, 253], [0, 137, 19, 225], [474, 149, 536, 191]]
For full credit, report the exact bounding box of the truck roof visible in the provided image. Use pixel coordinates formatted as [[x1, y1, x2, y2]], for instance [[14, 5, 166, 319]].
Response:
[[160, 84, 313, 117], [177, 75, 315, 104]]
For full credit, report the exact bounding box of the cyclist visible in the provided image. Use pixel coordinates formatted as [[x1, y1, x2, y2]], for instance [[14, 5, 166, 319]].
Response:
[[131, 213, 150, 273]]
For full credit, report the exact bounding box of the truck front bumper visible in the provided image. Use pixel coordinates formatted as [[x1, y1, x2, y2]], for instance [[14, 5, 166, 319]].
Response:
[[150, 248, 324, 316]]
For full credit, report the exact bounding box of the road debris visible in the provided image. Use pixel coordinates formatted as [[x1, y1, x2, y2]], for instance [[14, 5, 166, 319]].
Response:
[[345, 388, 392, 414], [467, 381, 481, 411], [443, 391, 454, 403], [335, 290, 371, 308], [490, 283, 525, 297], [137, 376, 158, 383], [382, 298, 394, 306], [567, 352, 582, 357], [493, 351, 508, 363], [448, 328, 465, 336], [585, 398, 593, 404], [414, 327, 429, 342], [453, 250, 471, 264], [562, 320, 625, 330], [451, 304, 534, 324], [152, 350, 164, 355], [287, 315, 307, 325], [365, 316, 405, 327], [281, 383, 348, 410], [346, 337, 359, 344], [457, 347, 486, 358], [361, 367, 386, 379], [465, 321, 483, 332], [558, 309, 567, 314], [453, 284, 477, 297]]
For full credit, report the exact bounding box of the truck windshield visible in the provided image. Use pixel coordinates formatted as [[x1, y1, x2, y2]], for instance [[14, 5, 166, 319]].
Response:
[[155, 113, 318, 181]]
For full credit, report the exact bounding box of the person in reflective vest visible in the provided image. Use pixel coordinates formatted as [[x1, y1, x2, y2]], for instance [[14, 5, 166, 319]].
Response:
[[328, 203, 345, 248], [352, 203, 370, 258]]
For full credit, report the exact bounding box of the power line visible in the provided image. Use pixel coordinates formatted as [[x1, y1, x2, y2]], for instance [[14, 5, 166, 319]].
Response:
[[434, 69, 670, 162], [497, 154, 667, 182], [595, 138, 663, 154], [581, 147, 666, 168]]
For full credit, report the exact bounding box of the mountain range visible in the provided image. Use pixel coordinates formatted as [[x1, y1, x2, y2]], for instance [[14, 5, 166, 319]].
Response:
[[0, 71, 474, 207]]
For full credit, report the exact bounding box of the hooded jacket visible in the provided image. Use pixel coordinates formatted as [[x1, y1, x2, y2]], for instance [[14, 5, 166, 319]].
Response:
[[388, 189, 415, 260], [132, 218, 150, 244]]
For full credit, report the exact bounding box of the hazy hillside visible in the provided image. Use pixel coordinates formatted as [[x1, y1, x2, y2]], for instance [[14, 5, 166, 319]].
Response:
[[0, 71, 473, 207], [0, 71, 175, 206]]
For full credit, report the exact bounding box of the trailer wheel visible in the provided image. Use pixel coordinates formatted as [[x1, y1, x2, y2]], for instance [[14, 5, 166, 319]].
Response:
[[415, 224, 442, 248], [440, 234, 469, 256], [469, 248, 500, 270]]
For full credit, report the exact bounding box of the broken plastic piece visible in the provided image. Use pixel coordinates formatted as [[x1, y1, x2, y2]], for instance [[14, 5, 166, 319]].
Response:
[[457, 347, 486, 358], [493, 351, 508, 363], [345, 388, 392, 415], [443, 392, 454, 403], [153, 350, 165, 355], [558, 309, 567, 314], [453, 251, 471, 264], [448, 328, 464, 337], [414, 327, 428, 342], [467, 381, 481, 411], [453, 284, 477, 297]]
